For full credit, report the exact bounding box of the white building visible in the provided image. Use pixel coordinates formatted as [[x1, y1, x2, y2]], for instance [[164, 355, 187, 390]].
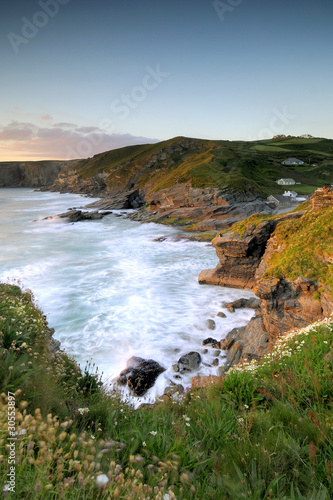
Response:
[[277, 178, 296, 185]]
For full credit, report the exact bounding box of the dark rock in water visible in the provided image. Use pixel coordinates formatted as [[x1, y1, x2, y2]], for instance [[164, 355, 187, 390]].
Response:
[[177, 351, 201, 373], [117, 356, 166, 397], [206, 319, 216, 330], [222, 298, 260, 310], [43, 209, 111, 223], [202, 337, 218, 346]]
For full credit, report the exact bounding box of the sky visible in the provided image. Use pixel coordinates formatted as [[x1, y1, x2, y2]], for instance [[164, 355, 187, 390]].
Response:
[[0, 0, 332, 161]]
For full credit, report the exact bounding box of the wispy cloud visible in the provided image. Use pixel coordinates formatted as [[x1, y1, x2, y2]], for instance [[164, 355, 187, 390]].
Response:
[[0, 121, 158, 160]]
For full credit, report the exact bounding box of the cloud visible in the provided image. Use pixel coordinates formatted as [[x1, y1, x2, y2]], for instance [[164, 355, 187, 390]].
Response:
[[0, 121, 35, 141], [0, 121, 158, 160], [41, 114, 53, 120]]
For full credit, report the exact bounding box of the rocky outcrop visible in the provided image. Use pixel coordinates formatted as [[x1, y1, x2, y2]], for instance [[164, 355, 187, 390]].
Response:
[[43, 209, 112, 223], [217, 316, 269, 373], [199, 220, 278, 288], [199, 188, 333, 372], [176, 352, 202, 374], [0, 160, 72, 187], [255, 277, 333, 343], [116, 356, 166, 397]]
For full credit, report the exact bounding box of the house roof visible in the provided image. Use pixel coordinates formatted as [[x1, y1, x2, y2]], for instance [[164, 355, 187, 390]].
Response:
[[281, 157, 303, 163], [277, 178, 295, 182], [268, 195, 292, 203]]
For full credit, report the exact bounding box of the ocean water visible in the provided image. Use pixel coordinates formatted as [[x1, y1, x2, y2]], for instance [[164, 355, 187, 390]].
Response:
[[0, 188, 255, 406]]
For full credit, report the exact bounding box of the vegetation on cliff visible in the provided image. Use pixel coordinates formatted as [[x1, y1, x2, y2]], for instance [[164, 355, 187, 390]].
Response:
[[262, 203, 333, 294], [51, 136, 333, 198], [1, 283, 333, 499]]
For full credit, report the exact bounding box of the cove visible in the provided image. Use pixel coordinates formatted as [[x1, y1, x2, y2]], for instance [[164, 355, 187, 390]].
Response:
[[0, 188, 255, 405]]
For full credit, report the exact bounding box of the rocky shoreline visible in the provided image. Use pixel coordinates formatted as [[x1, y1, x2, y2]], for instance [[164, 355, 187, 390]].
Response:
[[28, 187, 333, 402]]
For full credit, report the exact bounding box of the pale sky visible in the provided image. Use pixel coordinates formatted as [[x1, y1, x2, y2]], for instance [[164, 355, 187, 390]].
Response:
[[1, 0, 332, 160]]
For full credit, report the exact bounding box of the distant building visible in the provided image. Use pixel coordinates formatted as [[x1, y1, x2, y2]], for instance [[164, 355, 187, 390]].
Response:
[[267, 195, 294, 207], [277, 178, 296, 185], [281, 158, 304, 165], [273, 134, 286, 139], [283, 190, 298, 198], [299, 134, 313, 139]]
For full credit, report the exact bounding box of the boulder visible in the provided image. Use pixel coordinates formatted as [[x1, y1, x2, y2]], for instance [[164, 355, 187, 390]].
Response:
[[217, 311, 227, 318], [117, 356, 166, 397], [177, 352, 202, 373], [202, 337, 218, 346], [206, 319, 216, 330]]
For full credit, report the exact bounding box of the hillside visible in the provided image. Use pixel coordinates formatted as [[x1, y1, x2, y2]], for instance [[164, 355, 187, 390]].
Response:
[[49, 135, 333, 198]]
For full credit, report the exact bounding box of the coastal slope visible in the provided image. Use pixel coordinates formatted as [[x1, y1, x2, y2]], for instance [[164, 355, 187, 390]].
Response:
[[199, 188, 333, 366]]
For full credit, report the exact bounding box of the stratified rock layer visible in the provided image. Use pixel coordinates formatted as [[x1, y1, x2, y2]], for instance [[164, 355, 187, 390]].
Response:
[[199, 188, 333, 370], [199, 220, 277, 289]]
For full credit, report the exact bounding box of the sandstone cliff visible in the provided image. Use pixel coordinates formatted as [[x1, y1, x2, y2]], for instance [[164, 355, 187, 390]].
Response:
[[199, 188, 333, 366], [0, 160, 73, 188]]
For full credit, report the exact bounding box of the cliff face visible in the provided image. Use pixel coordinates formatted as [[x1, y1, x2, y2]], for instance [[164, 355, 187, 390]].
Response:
[[198, 219, 277, 288], [0, 161, 72, 188], [200, 188, 333, 354]]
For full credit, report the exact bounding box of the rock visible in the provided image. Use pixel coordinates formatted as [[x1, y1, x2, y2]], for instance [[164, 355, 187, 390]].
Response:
[[44, 209, 111, 223], [191, 374, 220, 388], [222, 298, 260, 310], [164, 384, 184, 396], [213, 359, 219, 366], [201, 349, 208, 354], [172, 364, 179, 372], [218, 318, 269, 369], [206, 319, 216, 330], [199, 220, 278, 289], [117, 356, 166, 397], [177, 352, 202, 373], [202, 337, 218, 346], [217, 312, 227, 318], [255, 277, 333, 343]]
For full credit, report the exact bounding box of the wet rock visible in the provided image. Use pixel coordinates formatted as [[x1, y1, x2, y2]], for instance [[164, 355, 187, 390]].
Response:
[[201, 349, 208, 354], [213, 359, 219, 366], [206, 319, 216, 330], [117, 356, 166, 397], [44, 209, 111, 223], [212, 350, 221, 357], [217, 312, 227, 318], [177, 352, 202, 373], [172, 364, 179, 372], [202, 337, 218, 346], [222, 298, 260, 310]]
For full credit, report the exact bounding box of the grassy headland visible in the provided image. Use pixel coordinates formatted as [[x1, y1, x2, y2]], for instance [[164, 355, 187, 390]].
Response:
[[59, 136, 333, 199], [1, 283, 333, 499]]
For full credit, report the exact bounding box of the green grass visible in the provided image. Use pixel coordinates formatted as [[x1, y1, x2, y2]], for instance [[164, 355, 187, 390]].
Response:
[[58, 136, 333, 200], [262, 205, 333, 293], [1, 284, 333, 498]]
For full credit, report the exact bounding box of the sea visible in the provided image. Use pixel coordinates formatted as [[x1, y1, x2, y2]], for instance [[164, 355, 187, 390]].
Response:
[[0, 188, 255, 406]]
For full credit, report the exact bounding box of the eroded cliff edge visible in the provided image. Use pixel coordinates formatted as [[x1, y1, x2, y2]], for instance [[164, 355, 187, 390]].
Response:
[[199, 187, 333, 370]]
